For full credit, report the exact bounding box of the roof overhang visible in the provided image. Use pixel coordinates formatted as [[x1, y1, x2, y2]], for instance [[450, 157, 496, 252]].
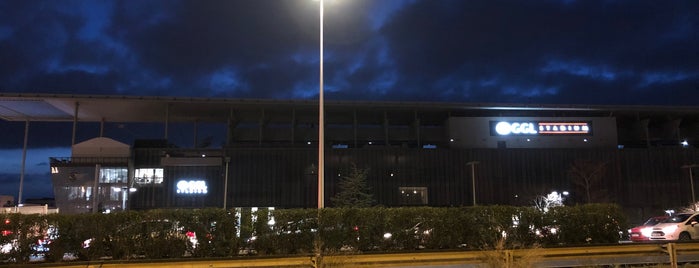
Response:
[[0, 93, 696, 123]]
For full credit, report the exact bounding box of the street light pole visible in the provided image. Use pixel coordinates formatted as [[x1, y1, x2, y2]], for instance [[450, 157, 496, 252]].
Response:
[[223, 157, 230, 210], [682, 164, 699, 211], [318, 0, 325, 209], [467, 161, 480, 206]]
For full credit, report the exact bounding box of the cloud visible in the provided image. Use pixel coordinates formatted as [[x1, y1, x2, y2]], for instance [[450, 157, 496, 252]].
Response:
[[0, 147, 70, 200], [0, 0, 697, 104], [3, 0, 698, 204]]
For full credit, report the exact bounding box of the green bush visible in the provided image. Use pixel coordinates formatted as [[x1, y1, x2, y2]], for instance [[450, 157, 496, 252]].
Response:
[[0, 213, 48, 263], [0, 204, 628, 263]]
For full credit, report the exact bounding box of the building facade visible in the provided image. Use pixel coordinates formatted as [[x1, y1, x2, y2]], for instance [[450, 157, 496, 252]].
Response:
[[0, 94, 696, 217]]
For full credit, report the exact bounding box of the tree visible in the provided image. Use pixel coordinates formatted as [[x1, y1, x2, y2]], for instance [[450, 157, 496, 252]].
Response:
[[568, 159, 609, 203], [331, 163, 375, 208]]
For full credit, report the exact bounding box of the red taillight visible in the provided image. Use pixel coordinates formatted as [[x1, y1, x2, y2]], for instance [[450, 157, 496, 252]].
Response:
[[186, 231, 195, 237], [3, 219, 9, 225], [1, 230, 11, 236], [353, 226, 359, 231]]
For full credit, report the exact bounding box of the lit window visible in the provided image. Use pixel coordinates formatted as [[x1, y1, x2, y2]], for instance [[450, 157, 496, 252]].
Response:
[[99, 168, 128, 183], [134, 168, 164, 184], [398, 187, 428, 205], [62, 186, 92, 201]]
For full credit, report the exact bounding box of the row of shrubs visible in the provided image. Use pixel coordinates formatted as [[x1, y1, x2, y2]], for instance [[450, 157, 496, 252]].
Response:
[[0, 204, 627, 263]]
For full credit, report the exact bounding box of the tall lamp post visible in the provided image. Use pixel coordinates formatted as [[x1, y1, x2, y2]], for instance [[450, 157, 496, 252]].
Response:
[[682, 164, 699, 211], [466, 161, 480, 206], [318, 0, 325, 209]]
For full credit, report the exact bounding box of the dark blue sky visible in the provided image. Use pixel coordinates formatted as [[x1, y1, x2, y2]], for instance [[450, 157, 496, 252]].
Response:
[[1, 0, 698, 104], [1, 0, 698, 200]]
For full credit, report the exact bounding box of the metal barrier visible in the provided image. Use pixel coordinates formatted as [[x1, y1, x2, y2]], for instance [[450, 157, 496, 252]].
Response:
[[1, 204, 58, 215], [28, 243, 699, 267]]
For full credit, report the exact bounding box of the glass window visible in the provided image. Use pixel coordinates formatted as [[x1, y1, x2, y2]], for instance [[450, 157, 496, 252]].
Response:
[[398, 187, 428, 205], [65, 186, 92, 201], [134, 168, 164, 184], [107, 187, 122, 201], [99, 168, 128, 183]]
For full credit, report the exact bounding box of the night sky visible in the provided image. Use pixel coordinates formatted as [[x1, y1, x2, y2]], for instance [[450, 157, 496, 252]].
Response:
[[1, 0, 698, 200]]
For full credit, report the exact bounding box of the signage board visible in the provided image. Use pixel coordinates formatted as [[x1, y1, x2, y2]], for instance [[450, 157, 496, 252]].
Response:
[[491, 121, 591, 136], [176, 180, 208, 194]]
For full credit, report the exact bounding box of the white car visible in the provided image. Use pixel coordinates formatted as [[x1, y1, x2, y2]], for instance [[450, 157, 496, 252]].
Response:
[[650, 213, 699, 241]]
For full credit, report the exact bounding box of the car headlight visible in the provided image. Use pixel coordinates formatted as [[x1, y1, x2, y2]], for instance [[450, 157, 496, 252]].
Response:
[[640, 227, 653, 237], [383, 233, 392, 239], [663, 225, 678, 234]]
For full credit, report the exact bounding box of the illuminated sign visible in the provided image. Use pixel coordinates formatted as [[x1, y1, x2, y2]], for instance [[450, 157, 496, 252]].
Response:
[[494, 122, 538, 135], [176, 180, 208, 194], [537, 122, 590, 134], [491, 121, 591, 136]]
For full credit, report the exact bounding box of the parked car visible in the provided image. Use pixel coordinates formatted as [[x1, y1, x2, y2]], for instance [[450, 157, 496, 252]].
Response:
[[628, 216, 668, 242], [381, 222, 432, 250], [82, 220, 197, 259], [650, 213, 699, 241]]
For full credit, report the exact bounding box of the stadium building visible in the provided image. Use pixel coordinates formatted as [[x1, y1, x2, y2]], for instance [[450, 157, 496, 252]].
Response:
[[0, 93, 697, 217]]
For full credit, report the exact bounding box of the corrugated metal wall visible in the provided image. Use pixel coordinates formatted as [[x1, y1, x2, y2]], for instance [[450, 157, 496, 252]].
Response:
[[127, 147, 699, 221], [223, 148, 698, 209]]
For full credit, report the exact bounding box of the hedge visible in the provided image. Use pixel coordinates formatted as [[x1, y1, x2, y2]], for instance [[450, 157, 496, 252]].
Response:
[[0, 204, 627, 264]]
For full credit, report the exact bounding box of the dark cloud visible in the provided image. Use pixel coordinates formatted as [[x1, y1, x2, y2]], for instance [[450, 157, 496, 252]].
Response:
[[0, 173, 54, 200], [0, 0, 697, 103], [0, 122, 73, 148], [380, 0, 699, 104], [1, 0, 697, 200]]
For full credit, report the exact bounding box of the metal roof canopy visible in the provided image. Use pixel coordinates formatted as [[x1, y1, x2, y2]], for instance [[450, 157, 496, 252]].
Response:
[[1, 93, 698, 124]]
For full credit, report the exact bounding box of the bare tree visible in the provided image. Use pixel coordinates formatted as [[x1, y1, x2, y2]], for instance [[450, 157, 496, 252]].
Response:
[[568, 159, 608, 203]]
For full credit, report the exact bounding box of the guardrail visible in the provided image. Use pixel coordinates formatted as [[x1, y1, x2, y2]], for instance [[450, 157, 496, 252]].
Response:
[[1, 204, 58, 215], [29, 243, 699, 268]]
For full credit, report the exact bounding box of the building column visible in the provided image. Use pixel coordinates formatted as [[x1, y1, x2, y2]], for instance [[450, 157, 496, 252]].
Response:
[[72, 102, 79, 146], [383, 111, 389, 146], [18, 120, 29, 205], [291, 109, 296, 146], [353, 110, 358, 148], [164, 104, 170, 140], [413, 110, 421, 148]]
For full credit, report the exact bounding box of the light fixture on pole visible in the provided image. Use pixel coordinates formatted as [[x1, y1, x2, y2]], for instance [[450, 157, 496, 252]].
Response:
[[682, 164, 699, 211], [318, 0, 325, 209], [466, 161, 480, 206]]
